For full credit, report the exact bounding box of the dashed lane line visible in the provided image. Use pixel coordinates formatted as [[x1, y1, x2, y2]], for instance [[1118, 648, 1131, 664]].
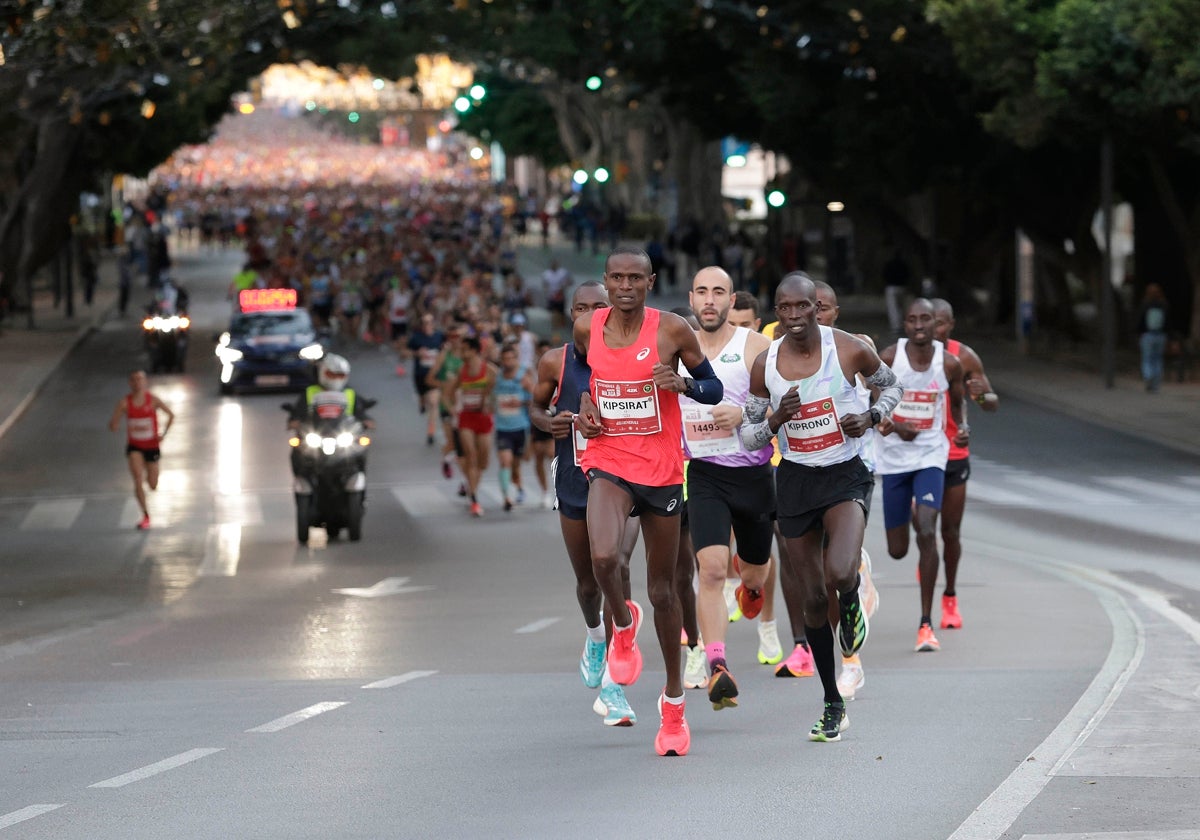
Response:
[[245, 701, 348, 733], [88, 748, 225, 789], [515, 617, 562, 634], [0, 804, 66, 831], [362, 670, 438, 689]]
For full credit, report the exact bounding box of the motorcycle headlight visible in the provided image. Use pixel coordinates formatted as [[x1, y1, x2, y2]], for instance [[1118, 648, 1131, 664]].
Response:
[[335, 432, 354, 448], [142, 318, 155, 331], [178, 316, 190, 329], [321, 438, 337, 455], [299, 343, 325, 361], [305, 432, 322, 448], [216, 345, 244, 363]]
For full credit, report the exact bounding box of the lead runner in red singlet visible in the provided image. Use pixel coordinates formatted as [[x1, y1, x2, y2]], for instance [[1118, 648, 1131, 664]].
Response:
[[573, 247, 724, 757], [108, 370, 175, 530]]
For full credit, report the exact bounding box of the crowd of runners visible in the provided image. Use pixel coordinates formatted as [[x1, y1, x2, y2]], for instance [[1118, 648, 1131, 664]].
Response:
[[148, 109, 1000, 757]]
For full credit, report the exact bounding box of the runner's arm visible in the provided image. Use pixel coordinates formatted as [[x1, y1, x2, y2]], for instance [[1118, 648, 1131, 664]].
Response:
[[670, 316, 723, 405], [863, 361, 902, 422], [738, 351, 776, 451]]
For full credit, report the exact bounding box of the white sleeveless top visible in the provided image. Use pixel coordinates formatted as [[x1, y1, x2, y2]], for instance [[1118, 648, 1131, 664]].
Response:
[[873, 338, 950, 474], [679, 327, 771, 467], [765, 325, 860, 468]]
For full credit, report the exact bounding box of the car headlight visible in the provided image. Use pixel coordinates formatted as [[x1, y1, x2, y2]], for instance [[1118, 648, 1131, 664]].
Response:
[[216, 345, 244, 363], [299, 343, 325, 361], [305, 432, 322, 448]]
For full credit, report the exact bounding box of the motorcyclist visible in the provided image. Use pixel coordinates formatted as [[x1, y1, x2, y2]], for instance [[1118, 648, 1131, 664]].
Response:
[[287, 354, 374, 471]]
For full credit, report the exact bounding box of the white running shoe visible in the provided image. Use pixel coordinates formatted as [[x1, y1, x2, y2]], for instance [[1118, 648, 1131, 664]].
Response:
[[723, 578, 741, 622], [542, 491, 555, 510], [860, 547, 880, 618], [757, 620, 784, 665], [683, 645, 708, 689], [838, 654, 865, 701]]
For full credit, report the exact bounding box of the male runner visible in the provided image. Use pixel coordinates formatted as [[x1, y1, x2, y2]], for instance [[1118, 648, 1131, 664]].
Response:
[[876, 298, 966, 653], [931, 298, 999, 630], [493, 344, 534, 511], [812, 281, 880, 701], [573, 247, 724, 757], [740, 273, 902, 741], [531, 280, 638, 726], [682, 269, 775, 712], [408, 313, 445, 447], [108, 370, 175, 530]]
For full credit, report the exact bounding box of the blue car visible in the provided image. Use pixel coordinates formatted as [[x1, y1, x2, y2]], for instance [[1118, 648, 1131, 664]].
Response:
[[216, 289, 325, 394]]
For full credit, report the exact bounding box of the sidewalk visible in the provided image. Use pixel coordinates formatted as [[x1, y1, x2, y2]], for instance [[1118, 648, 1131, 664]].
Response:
[[3, 240, 1198, 460]]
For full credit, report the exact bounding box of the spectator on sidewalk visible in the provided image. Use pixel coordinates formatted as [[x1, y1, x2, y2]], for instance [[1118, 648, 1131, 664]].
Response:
[[1138, 283, 1169, 392]]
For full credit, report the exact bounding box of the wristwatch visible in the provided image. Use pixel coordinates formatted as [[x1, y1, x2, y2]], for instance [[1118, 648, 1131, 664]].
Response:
[[868, 406, 882, 426], [682, 377, 696, 397]]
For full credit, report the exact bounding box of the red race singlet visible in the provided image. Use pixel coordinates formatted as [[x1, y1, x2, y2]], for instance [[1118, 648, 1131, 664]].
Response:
[[944, 338, 969, 460], [126, 393, 159, 450]]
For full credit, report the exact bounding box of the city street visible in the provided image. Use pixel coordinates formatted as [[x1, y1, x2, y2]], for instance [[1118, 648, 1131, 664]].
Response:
[[1, 249, 1198, 839]]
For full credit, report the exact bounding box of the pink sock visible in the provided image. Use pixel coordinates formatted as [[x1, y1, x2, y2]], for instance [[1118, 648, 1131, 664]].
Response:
[[705, 642, 725, 666]]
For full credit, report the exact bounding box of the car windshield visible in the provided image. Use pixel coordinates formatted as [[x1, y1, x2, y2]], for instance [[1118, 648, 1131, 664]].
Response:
[[231, 310, 313, 338]]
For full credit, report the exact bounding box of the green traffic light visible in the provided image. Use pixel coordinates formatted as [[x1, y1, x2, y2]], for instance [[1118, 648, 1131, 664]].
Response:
[[586, 76, 603, 91], [469, 84, 486, 101], [348, 111, 360, 124], [767, 190, 787, 208], [454, 96, 471, 113]]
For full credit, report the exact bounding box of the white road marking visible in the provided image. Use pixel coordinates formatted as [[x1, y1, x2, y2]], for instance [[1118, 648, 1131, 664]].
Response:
[[362, 670, 438, 689], [1094, 475, 1200, 506], [0, 804, 65, 830], [198, 523, 241, 577], [88, 748, 224, 788], [947, 545, 1146, 840], [246, 701, 347, 733], [1003, 473, 1130, 507], [515, 617, 561, 634], [20, 498, 84, 530], [1020, 833, 1200, 840], [120, 498, 142, 529], [332, 577, 433, 598], [214, 493, 262, 525]]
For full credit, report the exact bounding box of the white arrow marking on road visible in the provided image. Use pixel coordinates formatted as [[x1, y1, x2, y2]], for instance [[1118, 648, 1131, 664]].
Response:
[[332, 577, 433, 598], [362, 670, 438, 689], [89, 748, 224, 788], [0, 804, 65, 830], [515, 617, 562, 634]]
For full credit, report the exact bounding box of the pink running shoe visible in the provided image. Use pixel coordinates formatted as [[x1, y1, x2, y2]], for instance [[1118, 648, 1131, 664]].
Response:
[[655, 694, 691, 757], [774, 643, 815, 678], [940, 595, 962, 629], [607, 600, 643, 686]]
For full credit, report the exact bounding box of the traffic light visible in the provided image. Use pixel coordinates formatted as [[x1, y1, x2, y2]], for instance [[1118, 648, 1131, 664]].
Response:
[[767, 189, 787, 208], [585, 76, 603, 91]]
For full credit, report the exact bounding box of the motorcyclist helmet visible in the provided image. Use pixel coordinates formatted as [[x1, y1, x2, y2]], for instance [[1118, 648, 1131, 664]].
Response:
[[318, 353, 351, 391]]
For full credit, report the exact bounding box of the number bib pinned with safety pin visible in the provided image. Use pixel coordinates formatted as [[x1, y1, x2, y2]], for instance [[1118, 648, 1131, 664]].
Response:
[[682, 404, 738, 458], [891, 389, 939, 431], [594, 378, 661, 436], [782, 398, 845, 453]]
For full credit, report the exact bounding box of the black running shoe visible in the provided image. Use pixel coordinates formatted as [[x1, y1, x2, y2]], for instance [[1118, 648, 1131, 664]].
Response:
[[707, 664, 739, 711], [809, 701, 848, 742], [838, 577, 869, 656]]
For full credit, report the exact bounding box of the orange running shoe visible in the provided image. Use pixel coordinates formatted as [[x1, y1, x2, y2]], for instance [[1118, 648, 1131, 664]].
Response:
[[940, 595, 962, 629], [655, 694, 691, 756], [469, 502, 484, 518], [735, 584, 764, 620], [706, 664, 739, 711], [136, 515, 151, 530], [915, 622, 940, 652], [607, 600, 644, 685]]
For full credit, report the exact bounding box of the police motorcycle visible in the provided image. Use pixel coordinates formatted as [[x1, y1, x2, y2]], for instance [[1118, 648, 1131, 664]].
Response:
[[142, 276, 190, 373], [284, 355, 374, 544]]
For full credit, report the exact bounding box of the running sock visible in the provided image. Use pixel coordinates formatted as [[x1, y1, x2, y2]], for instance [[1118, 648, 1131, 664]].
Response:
[[759, 618, 776, 633], [920, 615, 932, 627], [944, 588, 956, 597], [704, 642, 726, 668], [586, 623, 606, 643], [470, 493, 478, 504], [601, 666, 615, 688], [805, 622, 841, 704], [793, 637, 810, 648], [662, 693, 684, 706], [499, 467, 512, 500]]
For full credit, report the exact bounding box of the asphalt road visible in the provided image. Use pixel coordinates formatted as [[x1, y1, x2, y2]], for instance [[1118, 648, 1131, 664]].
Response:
[[1, 251, 1198, 839]]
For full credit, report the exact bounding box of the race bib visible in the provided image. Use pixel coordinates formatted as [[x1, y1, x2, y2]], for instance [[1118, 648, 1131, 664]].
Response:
[[571, 422, 589, 467], [594, 378, 661, 436], [496, 393, 522, 417], [782, 398, 845, 453], [127, 417, 156, 441], [892, 389, 939, 431], [417, 347, 439, 367], [682, 404, 738, 458], [460, 391, 485, 412]]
